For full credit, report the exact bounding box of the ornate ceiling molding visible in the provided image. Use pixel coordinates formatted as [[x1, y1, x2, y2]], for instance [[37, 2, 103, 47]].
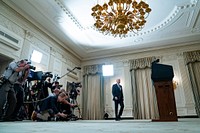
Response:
[[134, 0, 198, 37], [54, 0, 198, 39], [54, 0, 84, 30]]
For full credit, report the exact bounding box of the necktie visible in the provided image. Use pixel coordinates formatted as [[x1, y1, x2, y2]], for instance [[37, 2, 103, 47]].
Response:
[[117, 84, 121, 90]]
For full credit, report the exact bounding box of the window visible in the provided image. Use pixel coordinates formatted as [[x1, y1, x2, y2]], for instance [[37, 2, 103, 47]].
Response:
[[102, 65, 114, 76], [31, 50, 43, 63]]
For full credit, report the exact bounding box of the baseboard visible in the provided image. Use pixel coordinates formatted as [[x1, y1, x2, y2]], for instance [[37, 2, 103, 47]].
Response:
[[178, 115, 199, 118], [105, 115, 199, 120]]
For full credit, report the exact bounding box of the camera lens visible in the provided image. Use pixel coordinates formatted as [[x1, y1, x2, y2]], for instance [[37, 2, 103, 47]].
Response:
[[29, 65, 36, 70]]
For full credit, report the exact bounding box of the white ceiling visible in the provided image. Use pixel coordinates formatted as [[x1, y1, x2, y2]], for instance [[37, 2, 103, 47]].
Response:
[[3, 0, 200, 60]]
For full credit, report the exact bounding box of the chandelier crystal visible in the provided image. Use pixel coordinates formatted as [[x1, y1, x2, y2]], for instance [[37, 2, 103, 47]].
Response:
[[91, 0, 152, 37]]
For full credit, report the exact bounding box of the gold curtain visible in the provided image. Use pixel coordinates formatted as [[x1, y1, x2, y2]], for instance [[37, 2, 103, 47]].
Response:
[[82, 64, 104, 120], [83, 64, 103, 75], [183, 50, 200, 117], [130, 57, 155, 70], [130, 57, 159, 119], [183, 50, 200, 64]]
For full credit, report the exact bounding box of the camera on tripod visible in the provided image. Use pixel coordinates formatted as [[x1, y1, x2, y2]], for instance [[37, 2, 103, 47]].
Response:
[[69, 82, 82, 100], [71, 82, 82, 88], [27, 71, 53, 81], [53, 74, 60, 82], [25, 71, 54, 101], [42, 72, 53, 80]]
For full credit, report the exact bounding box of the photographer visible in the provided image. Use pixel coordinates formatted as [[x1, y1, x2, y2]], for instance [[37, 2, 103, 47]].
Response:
[[60, 90, 78, 121], [10, 66, 30, 121], [30, 80, 39, 101], [28, 71, 53, 100], [31, 92, 68, 121], [69, 82, 81, 101], [51, 81, 60, 92], [43, 77, 52, 98], [39, 72, 53, 99], [0, 59, 30, 121]]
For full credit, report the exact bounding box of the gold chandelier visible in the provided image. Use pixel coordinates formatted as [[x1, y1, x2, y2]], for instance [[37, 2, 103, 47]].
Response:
[[91, 0, 152, 37]]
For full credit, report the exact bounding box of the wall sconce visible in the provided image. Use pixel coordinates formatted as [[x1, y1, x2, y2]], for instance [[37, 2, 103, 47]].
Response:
[[173, 80, 178, 90]]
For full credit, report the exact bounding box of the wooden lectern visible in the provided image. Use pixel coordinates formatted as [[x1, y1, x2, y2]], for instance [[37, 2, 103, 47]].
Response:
[[151, 61, 178, 121]]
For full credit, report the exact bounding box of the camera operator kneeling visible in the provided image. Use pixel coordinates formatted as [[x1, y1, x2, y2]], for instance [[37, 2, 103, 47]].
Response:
[[31, 92, 67, 121], [59, 91, 78, 121]]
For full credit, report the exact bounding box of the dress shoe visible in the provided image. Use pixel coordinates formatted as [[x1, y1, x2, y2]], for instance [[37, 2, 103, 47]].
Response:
[[117, 115, 122, 120], [115, 118, 120, 121]]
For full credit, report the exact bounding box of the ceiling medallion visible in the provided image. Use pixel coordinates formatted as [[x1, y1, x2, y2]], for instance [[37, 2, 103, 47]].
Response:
[[91, 0, 152, 38]]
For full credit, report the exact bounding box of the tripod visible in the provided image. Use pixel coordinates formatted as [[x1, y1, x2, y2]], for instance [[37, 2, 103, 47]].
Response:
[[70, 97, 81, 120]]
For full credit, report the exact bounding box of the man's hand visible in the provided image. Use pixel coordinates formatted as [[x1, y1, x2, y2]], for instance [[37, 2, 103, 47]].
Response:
[[114, 97, 118, 100], [59, 113, 67, 118], [70, 104, 77, 107], [30, 90, 35, 95], [24, 64, 30, 70]]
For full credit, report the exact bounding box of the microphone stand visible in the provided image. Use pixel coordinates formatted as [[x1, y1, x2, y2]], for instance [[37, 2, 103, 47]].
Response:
[[60, 67, 79, 79]]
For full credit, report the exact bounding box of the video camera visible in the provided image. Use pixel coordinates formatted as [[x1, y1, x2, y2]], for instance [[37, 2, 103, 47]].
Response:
[[69, 82, 82, 100], [28, 71, 53, 81], [70, 82, 82, 88], [53, 74, 60, 82], [42, 72, 53, 80]]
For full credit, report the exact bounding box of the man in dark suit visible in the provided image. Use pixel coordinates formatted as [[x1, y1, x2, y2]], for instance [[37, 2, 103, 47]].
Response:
[[112, 79, 124, 121]]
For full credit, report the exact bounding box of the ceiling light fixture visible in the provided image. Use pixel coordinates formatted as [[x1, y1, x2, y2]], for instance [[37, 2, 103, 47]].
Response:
[[91, 0, 152, 38]]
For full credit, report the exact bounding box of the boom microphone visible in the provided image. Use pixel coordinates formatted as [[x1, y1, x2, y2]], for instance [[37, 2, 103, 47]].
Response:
[[75, 67, 81, 70], [60, 67, 81, 79]]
